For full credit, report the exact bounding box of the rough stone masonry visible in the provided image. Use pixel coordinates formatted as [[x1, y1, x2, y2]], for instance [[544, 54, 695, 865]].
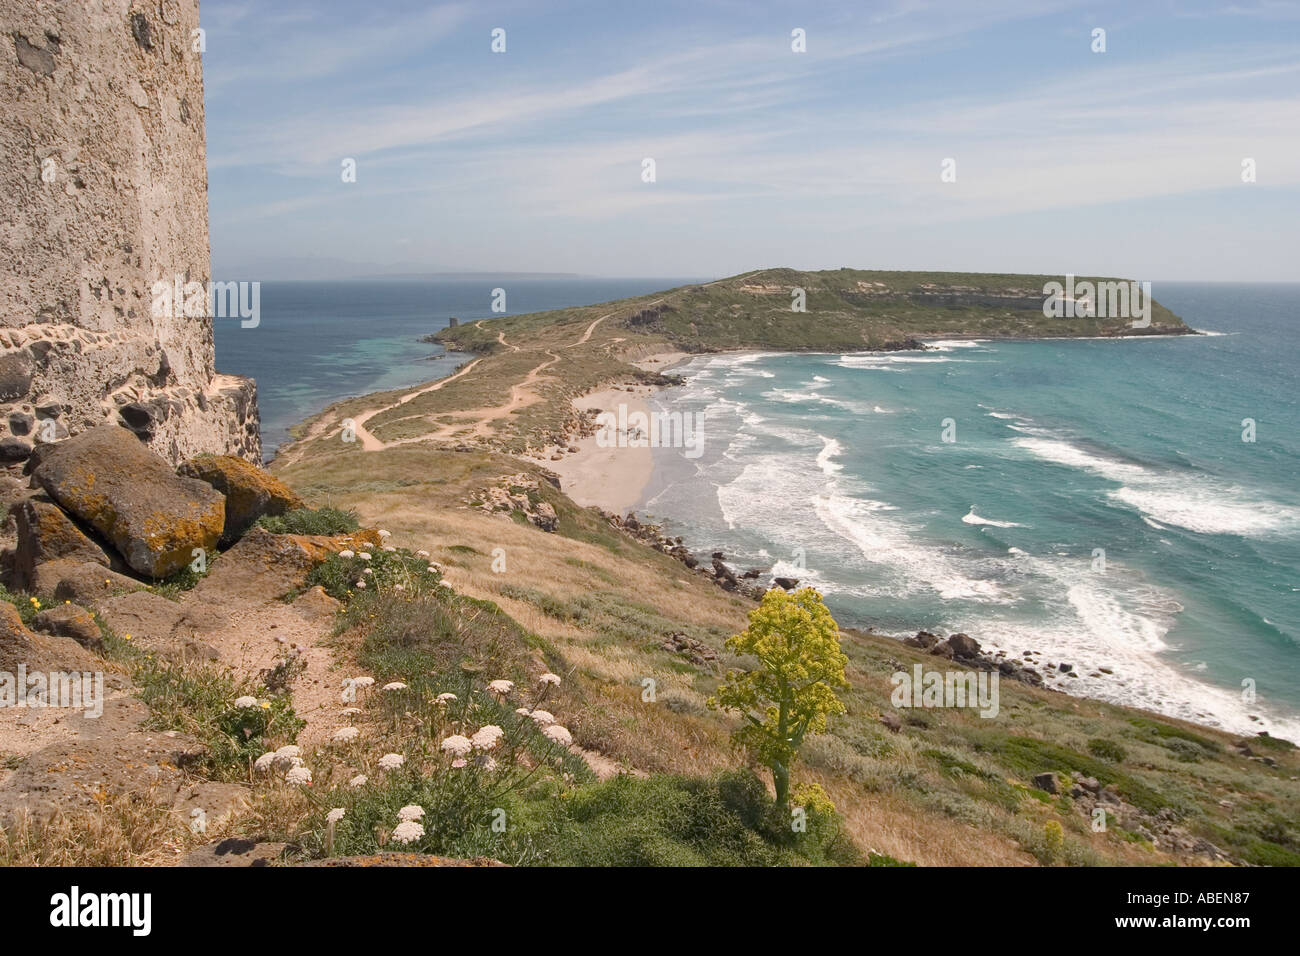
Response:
[[0, 0, 260, 464]]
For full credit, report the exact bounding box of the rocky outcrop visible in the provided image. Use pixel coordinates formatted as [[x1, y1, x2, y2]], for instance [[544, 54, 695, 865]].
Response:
[[903, 630, 1045, 687], [0, 600, 101, 675], [11, 496, 111, 588], [33, 426, 225, 578], [178, 454, 305, 544], [470, 474, 558, 532], [0, 0, 259, 464], [31, 602, 102, 651]]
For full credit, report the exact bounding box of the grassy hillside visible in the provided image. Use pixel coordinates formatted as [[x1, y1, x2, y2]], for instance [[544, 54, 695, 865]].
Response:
[[265, 444, 1298, 867], [437, 268, 1191, 355], [237, 267, 1300, 869]]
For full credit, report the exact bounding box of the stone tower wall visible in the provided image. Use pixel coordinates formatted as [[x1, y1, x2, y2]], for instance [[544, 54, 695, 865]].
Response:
[[0, 0, 259, 464]]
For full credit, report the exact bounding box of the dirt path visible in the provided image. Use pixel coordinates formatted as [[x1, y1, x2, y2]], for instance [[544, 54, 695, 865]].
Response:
[[281, 280, 733, 460], [345, 358, 483, 450]]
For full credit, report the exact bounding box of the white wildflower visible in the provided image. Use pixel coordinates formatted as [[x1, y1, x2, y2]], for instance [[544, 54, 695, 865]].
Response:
[[234, 696, 259, 709], [377, 530, 391, 540], [338, 550, 355, 559], [340, 707, 362, 716], [352, 677, 375, 688], [538, 673, 561, 687], [275, 745, 302, 759], [528, 710, 555, 727], [378, 753, 405, 771], [440, 734, 473, 757], [515, 707, 531, 717], [348, 774, 368, 788], [382, 682, 408, 692], [358, 552, 372, 561], [427, 566, 439, 574], [253, 752, 277, 773], [355, 580, 366, 589], [390, 820, 424, 845], [543, 724, 573, 747], [327, 808, 346, 825], [383, 545, 397, 553], [471, 725, 505, 751], [436, 693, 457, 704], [331, 727, 360, 744], [397, 805, 425, 822], [487, 679, 514, 696], [285, 766, 313, 786], [474, 754, 497, 772], [416, 550, 430, 558]]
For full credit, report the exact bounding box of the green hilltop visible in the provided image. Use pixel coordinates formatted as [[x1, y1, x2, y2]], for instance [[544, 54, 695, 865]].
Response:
[[437, 267, 1193, 355]]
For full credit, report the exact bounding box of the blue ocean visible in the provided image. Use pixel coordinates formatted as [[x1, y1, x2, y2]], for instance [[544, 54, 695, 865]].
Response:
[[216, 278, 1299, 738], [641, 283, 1300, 739]]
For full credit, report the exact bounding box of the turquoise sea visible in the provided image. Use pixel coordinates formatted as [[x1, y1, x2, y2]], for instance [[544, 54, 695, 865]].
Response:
[[216, 278, 1300, 738], [641, 283, 1300, 738]]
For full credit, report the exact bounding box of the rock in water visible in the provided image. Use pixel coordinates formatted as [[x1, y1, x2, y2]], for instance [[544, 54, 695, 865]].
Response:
[[33, 426, 225, 579], [177, 454, 305, 544]]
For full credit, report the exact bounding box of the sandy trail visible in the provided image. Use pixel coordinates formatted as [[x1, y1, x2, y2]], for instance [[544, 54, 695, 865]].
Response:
[[332, 308, 622, 451], [282, 281, 729, 459]]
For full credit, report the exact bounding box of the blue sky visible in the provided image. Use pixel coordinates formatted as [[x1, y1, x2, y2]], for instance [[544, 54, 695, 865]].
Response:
[[203, 0, 1300, 281]]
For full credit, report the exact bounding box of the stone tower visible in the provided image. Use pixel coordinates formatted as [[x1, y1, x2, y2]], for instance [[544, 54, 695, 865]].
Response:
[[0, 0, 260, 464]]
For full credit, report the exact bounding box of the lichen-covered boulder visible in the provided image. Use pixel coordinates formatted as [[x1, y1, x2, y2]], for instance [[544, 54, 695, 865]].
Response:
[[12, 497, 111, 590], [177, 454, 305, 545], [32, 426, 225, 579]]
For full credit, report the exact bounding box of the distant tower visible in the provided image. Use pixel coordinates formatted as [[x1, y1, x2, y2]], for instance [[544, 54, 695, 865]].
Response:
[[0, 0, 260, 464]]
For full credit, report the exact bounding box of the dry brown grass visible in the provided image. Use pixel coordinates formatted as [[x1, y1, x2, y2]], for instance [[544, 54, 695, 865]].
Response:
[[0, 788, 206, 866]]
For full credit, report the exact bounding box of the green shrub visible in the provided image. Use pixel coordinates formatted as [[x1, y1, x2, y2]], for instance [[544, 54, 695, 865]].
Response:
[[309, 769, 859, 866], [1087, 738, 1128, 763], [1127, 717, 1221, 753], [986, 734, 1173, 815], [133, 657, 302, 779], [1162, 738, 1204, 763], [308, 546, 441, 601], [257, 506, 359, 536]]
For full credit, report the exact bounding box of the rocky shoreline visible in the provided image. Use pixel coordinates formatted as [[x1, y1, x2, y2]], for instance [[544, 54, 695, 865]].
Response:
[[599, 510, 1051, 689]]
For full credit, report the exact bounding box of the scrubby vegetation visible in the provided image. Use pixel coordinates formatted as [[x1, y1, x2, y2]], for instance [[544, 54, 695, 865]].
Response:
[[709, 588, 849, 810], [257, 506, 359, 536], [131, 654, 304, 780]]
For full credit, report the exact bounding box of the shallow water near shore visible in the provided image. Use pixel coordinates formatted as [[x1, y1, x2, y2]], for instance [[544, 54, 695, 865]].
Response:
[[641, 282, 1300, 739]]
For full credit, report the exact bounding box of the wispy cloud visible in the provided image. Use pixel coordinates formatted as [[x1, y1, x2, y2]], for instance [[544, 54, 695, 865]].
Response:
[[205, 0, 1300, 279]]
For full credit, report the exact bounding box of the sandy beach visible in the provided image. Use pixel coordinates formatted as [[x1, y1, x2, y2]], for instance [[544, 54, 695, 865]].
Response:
[[524, 350, 690, 514]]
